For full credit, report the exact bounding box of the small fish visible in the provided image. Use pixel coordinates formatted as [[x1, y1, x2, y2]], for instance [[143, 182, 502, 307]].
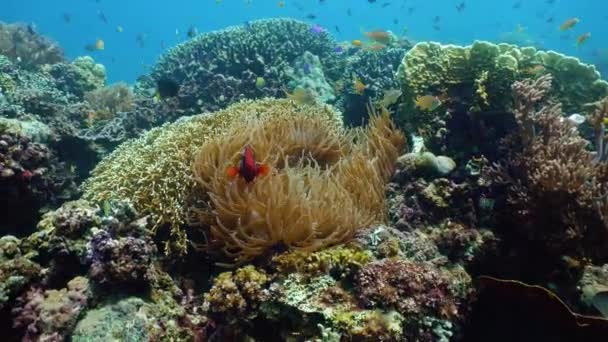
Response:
[[576, 32, 591, 47], [334, 25, 341, 33], [116, 25, 123, 33], [363, 29, 392, 45], [352, 39, 363, 47], [306, 14, 317, 20], [524, 64, 545, 75], [309, 24, 325, 35], [136, 33, 146, 48], [187, 25, 198, 38], [352, 73, 366, 95], [367, 0, 377, 2], [392, 18, 399, 25], [433, 16, 441, 23], [97, 10, 108, 23], [284, 87, 317, 105], [456, 1, 465, 12], [226, 146, 270, 183], [516, 24, 526, 33], [95, 39, 105, 50], [334, 46, 344, 54], [546, 16, 554, 24], [408, 7, 415, 15], [303, 62, 312, 74], [560, 17, 579, 31], [512, 1, 522, 9], [381, 2, 390, 8], [278, 1, 285, 7], [62, 13, 72, 23], [255, 77, 266, 88], [347, 8, 352, 16], [566, 113, 586, 125], [415, 95, 442, 111], [378, 88, 402, 108]]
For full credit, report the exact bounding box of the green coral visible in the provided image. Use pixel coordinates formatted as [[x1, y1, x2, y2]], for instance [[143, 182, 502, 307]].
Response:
[[81, 98, 342, 255], [204, 265, 270, 323], [273, 246, 372, 279], [0, 236, 41, 309], [72, 56, 106, 90], [397, 41, 608, 141]]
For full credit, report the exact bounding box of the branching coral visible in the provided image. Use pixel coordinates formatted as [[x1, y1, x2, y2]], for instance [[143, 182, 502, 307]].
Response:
[[82, 99, 344, 255], [486, 74, 608, 261], [192, 104, 404, 262]]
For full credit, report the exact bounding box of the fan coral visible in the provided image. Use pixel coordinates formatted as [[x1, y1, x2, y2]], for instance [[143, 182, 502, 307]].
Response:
[[0, 22, 64, 69], [192, 104, 405, 262], [486, 74, 608, 262], [82, 99, 344, 255]]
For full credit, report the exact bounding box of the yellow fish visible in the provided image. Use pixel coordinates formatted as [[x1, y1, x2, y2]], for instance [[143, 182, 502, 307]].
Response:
[[378, 88, 402, 108], [363, 29, 392, 45], [352, 39, 363, 47], [352, 73, 366, 95], [560, 17, 579, 31], [116, 26, 123, 33], [95, 39, 105, 50], [283, 87, 316, 106], [415, 95, 442, 111]]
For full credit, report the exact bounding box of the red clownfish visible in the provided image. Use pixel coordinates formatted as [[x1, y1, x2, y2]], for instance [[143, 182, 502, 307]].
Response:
[[226, 146, 270, 183]]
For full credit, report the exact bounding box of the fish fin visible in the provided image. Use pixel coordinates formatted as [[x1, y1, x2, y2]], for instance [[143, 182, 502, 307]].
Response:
[[256, 163, 270, 177], [226, 166, 239, 178]]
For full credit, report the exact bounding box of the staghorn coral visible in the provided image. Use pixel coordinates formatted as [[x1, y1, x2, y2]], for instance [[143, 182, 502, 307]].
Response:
[[135, 19, 342, 115], [192, 104, 405, 262], [0, 22, 64, 69], [12, 276, 90, 341], [485, 74, 608, 262], [82, 99, 344, 255]]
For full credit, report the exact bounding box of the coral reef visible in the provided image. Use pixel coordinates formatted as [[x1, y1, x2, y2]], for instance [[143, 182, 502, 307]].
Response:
[[286, 51, 336, 103], [46, 56, 107, 97], [12, 276, 90, 341], [136, 19, 342, 115], [396, 41, 608, 155], [0, 22, 64, 69], [83, 82, 134, 124], [82, 99, 346, 255], [484, 74, 608, 265], [193, 103, 404, 262], [0, 126, 77, 235], [0, 236, 42, 310]]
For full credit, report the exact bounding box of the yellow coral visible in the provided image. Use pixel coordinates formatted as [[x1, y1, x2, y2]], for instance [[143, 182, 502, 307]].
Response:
[[272, 246, 372, 277], [193, 105, 405, 262], [82, 99, 343, 255]]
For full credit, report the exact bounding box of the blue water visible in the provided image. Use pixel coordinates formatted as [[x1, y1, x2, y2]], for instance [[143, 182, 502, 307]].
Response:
[[4, 0, 607, 84]]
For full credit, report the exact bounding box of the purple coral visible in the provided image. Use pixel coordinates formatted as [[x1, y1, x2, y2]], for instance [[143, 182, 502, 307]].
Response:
[[12, 276, 89, 341], [0, 131, 76, 235], [86, 230, 156, 287], [355, 259, 458, 319]]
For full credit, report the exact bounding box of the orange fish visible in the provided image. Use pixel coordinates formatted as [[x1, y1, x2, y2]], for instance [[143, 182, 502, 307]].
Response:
[[363, 30, 392, 45], [559, 17, 579, 31], [95, 39, 104, 50], [226, 145, 270, 183], [352, 73, 366, 95], [576, 32, 591, 47]]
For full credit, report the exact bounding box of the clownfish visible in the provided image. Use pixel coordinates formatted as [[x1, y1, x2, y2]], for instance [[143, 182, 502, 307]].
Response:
[[226, 146, 270, 183]]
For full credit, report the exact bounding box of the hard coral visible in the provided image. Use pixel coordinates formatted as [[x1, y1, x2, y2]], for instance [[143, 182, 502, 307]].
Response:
[[355, 259, 458, 319], [83, 82, 135, 123], [136, 19, 342, 114], [486, 74, 608, 262], [12, 276, 90, 341], [203, 265, 270, 323], [193, 105, 404, 262], [82, 99, 344, 255], [0, 22, 64, 69]]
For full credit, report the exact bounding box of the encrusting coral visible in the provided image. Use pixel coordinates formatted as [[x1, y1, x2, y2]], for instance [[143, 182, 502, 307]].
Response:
[[192, 103, 405, 262]]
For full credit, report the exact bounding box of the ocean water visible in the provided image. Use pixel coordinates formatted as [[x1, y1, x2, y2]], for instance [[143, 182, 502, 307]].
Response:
[[4, 0, 607, 83]]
